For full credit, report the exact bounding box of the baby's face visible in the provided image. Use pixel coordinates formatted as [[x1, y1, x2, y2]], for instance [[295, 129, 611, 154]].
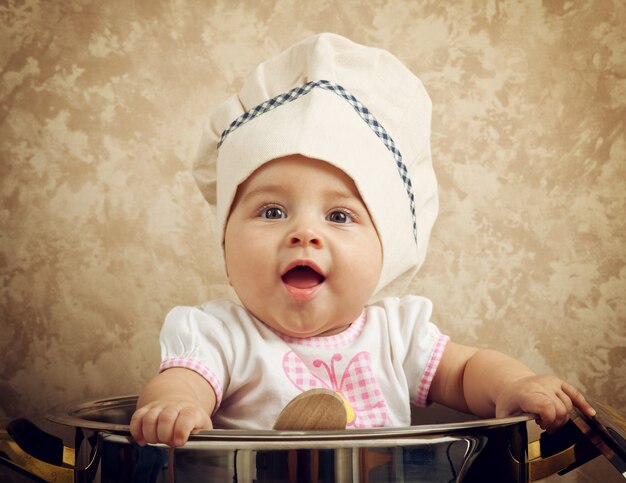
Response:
[[224, 154, 382, 337]]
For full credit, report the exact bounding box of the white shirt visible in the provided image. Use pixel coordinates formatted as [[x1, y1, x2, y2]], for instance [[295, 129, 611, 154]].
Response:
[[159, 295, 449, 429]]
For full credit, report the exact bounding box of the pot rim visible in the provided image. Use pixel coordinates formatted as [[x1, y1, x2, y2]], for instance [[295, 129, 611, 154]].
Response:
[[46, 394, 532, 441]]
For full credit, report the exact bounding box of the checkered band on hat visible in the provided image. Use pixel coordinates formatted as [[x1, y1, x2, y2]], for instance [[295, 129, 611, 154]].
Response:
[[217, 80, 418, 244]]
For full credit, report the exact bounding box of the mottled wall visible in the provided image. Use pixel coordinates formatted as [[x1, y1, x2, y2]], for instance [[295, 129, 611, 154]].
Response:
[[1, 0, 624, 469]]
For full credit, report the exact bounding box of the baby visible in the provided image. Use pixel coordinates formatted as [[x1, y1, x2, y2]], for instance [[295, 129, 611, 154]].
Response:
[[130, 33, 594, 447]]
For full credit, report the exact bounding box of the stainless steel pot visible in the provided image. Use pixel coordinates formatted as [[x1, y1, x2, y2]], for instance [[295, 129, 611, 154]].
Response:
[[1, 395, 624, 482]]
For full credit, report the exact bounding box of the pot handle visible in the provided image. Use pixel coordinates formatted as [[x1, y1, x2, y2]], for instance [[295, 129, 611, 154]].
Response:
[[527, 419, 600, 480], [7, 418, 66, 466], [528, 399, 626, 480], [1, 418, 74, 482]]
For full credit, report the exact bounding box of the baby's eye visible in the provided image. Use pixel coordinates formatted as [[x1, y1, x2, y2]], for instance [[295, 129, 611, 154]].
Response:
[[260, 207, 286, 219], [326, 210, 354, 224]]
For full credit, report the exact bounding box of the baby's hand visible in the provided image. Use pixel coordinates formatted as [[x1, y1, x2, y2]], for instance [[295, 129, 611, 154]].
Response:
[[495, 375, 596, 433], [130, 398, 212, 447]]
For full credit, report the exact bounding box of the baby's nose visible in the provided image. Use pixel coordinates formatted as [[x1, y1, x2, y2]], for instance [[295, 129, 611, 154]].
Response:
[[288, 227, 322, 247]]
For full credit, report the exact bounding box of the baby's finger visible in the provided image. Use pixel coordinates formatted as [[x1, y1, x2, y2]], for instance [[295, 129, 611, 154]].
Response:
[[140, 406, 163, 444], [156, 407, 180, 445], [528, 394, 557, 431], [556, 389, 573, 414], [550, 393, 571, 430], [172, 408, 206, 447], [130, 408, 149, 446], [561, 382, 596, 417]]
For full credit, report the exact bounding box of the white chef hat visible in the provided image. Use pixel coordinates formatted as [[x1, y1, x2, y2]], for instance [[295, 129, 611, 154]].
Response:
[[193, 33, 438, 297]]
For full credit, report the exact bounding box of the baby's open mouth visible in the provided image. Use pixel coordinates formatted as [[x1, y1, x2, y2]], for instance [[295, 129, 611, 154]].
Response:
[[281, 265, 326, 289]]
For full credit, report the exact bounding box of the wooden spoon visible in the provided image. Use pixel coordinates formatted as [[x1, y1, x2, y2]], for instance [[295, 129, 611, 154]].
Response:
[[273, 388, 348, 430]]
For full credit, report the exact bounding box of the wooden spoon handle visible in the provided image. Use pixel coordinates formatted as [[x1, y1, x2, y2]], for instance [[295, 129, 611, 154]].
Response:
[[273, 388, 348, 431]]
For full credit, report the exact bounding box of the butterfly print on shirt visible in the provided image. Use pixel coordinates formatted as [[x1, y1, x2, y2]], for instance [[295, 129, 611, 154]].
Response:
[[282, 350, 389, 428]]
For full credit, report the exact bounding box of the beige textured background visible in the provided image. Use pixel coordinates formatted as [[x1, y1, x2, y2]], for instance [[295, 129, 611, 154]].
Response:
[[1, 0, 625, 479]]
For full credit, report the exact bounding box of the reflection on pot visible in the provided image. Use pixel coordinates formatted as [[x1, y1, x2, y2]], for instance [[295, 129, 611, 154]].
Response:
[[1, 395, 625, 482]]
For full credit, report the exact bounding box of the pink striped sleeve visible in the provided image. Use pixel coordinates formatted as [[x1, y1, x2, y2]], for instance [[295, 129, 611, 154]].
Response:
[[160, 357, 224, 410], [414, 334, 450, 407]]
